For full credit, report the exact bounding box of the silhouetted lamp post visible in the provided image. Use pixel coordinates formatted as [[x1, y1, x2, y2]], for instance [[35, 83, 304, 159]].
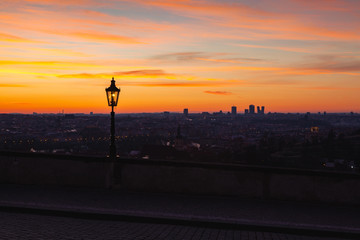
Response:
[[105, 77, 120, 159]]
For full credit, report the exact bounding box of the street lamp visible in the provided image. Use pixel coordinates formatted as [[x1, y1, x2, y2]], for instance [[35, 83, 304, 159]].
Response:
[[105, 77, 120, 159]]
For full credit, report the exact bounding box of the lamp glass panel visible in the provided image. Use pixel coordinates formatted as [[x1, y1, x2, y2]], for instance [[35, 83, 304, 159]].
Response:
[[106, 90, 119, 106], [106, 90, 111, 106]]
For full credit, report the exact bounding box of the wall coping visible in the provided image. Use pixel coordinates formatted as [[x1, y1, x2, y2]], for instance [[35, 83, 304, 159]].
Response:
[[1, 150, 359, 179]]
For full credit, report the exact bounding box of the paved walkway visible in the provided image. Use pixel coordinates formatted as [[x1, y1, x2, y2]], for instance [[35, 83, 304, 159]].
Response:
[[0, 212, 347, 240], [0, 184, 359, 239]]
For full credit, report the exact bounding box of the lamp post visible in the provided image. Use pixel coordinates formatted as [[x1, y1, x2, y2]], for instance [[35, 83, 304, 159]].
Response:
[[105, 77, 120, 159]]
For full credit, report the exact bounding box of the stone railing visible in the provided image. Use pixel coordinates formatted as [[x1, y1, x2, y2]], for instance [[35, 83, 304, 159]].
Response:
[[1, 151, 359, 204]]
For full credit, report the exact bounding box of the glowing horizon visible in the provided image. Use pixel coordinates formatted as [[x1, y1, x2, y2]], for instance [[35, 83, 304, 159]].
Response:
[[1, 0, 360, 114]]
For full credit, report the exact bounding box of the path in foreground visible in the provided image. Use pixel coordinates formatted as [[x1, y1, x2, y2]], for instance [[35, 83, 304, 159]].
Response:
[[1, 184, 360, 233], [0, 212, 348, 240]]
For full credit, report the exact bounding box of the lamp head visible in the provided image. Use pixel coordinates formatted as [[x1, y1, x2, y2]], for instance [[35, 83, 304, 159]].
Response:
[[105, 77, 120, 107]]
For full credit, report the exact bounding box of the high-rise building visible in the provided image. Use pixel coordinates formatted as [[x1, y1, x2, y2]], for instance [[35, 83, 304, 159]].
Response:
[[245, 109, 249, 114], [257, 106, 261, 114], [261, 106, 265, 114], [183, 108, 188, 117], [231, 106, 237, 115], [249, 104, 255, 114]]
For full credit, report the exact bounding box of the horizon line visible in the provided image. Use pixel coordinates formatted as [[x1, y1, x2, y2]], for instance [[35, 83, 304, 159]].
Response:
[[1, 111, 359, 115]]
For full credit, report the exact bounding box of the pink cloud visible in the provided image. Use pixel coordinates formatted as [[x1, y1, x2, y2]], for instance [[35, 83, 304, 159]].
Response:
[[0, 32, 40, 43]]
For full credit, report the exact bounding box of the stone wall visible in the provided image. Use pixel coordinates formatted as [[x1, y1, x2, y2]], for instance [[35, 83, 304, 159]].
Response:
[[0, 152, 110, 187], [118, 160, 360, 204], [1, 151, 359, 204]]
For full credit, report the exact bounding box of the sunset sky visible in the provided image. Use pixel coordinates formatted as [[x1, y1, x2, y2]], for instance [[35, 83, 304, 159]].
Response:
[[1, 0, 360, 114]]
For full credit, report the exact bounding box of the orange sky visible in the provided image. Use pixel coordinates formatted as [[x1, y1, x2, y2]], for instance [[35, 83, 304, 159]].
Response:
[[1, 0, 360, 113]]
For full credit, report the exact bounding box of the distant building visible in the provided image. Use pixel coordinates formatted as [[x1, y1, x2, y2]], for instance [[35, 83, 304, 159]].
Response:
[[163, 111, 170, 118], [90, 112, 93, 115], [183, 108, 188, 117], [213, 110, 224, 116], [244, 109, 249, 114], [249, 105, 255, 114], [257, 106, 264, 114], [231, 106, 237, 115]]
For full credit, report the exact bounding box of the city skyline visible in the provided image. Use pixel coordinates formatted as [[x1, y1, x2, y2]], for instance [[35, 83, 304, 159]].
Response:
[[1, 0, 360, 114]]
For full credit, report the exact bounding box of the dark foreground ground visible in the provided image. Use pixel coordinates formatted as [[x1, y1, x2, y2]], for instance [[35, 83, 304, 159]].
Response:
[[0, 184, 359, 240], [0, 211, 347, 240]]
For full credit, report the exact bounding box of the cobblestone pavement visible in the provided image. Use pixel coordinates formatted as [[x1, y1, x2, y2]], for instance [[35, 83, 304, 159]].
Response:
[[1, 184, 359, 234], [0, 212, 348, 240]]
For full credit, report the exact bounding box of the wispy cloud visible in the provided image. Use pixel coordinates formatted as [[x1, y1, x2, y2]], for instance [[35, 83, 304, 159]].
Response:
[[0, 83, 27, 87], [236, 44, 311, 53], [0, 32, 40, 43], [66, 31, 143, 44], [290, 0, 358, 12], [0, 60, 97, 67], [194, 58, 242, 64], [21, 0, 100, 6], [152, 52, 262, 63], [115, 70, 172, 76], [299, 86, 341, 90], [195, 53, 360, 77], [57, 70, 242, 88], [204, 91, 233, 95], [127, 0, 360, 41], [133, 82, 226, 87], [0, 8, 154, 46], [91, 80, 238, 88], [28, 48, 91, 57], [294, 54, 360, 74], [130, 0, 270, 21], [152, 52, 204, 61], [58, 69, 173, 79]]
